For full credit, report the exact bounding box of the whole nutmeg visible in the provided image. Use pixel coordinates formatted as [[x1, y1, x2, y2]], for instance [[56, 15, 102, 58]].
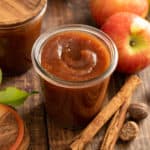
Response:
[[128, 102, 149, 121], [119, 121, 139, 141]]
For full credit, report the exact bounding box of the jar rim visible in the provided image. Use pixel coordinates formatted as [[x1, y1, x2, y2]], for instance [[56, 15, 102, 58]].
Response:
[[31, 24, 118, 88]]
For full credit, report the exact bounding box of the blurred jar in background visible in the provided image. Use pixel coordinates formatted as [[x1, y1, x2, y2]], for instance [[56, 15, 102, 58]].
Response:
[[0, 0, 47, 76]]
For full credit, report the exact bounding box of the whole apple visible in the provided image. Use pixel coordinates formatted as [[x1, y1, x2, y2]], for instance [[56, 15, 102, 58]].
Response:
[[101, 12, 150, 73], [90, 0, 149, 26]]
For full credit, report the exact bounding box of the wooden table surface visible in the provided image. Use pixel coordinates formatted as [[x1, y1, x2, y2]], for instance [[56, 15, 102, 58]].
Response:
[[3, 0, 150, 149]]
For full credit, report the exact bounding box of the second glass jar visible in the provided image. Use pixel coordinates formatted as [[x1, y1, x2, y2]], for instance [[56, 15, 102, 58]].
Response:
[[0, 0, 47, 76]]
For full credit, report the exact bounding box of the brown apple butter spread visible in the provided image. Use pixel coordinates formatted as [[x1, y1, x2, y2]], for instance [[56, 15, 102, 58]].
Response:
[[40, 30, 112, 128], [41, 31, 110, 81], [0, 0, 47, 76]]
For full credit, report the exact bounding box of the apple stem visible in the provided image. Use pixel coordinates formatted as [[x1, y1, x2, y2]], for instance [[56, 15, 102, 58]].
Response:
[[130, 40, 136, 47]]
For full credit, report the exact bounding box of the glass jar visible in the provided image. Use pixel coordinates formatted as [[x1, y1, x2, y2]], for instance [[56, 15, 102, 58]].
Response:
[[0, 0, 47, 76], [32, 24, 118, 128]]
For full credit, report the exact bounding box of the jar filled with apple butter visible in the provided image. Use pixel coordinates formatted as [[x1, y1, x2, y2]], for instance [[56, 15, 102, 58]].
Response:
[[32, 25, 118, 128], [0, 0, 47, 76]]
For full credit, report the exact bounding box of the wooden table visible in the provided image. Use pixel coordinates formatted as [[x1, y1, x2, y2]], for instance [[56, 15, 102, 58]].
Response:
[[3, 0, 150, 149]]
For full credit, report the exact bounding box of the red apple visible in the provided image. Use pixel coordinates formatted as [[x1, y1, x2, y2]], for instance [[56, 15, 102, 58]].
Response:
[[90, 0, 149, 26], [101, 12, 150, 73]]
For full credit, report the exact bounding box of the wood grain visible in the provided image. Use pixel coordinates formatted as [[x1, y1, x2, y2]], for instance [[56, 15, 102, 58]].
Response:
[[0, 0, 46, 26], [2, 0, 150, 150]]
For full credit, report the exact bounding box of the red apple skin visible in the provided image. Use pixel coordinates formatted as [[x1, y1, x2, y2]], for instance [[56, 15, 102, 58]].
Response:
[[90, 0, 149, 26], [101, 12, 150, 73]]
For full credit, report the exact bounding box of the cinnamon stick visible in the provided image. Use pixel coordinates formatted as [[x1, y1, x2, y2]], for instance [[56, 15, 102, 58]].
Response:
[[100, 97, 131, 150], [70, 75, 141, 150]]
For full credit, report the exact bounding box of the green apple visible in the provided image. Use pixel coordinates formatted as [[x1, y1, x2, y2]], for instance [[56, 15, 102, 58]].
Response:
[[101, 12, 150, 73]]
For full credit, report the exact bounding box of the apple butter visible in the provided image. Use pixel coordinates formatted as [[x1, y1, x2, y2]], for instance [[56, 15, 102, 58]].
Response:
[[0, 0, 47, 76], [32, 25, 118, 128]]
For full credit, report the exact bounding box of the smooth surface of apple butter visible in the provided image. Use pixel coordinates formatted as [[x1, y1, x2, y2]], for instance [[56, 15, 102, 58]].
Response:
[[40, 30, 111, 128], [41, 31, 110, 81]]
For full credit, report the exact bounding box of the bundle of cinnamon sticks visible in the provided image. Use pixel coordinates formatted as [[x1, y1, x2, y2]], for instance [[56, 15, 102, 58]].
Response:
[[70, 75, 141, 150]]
